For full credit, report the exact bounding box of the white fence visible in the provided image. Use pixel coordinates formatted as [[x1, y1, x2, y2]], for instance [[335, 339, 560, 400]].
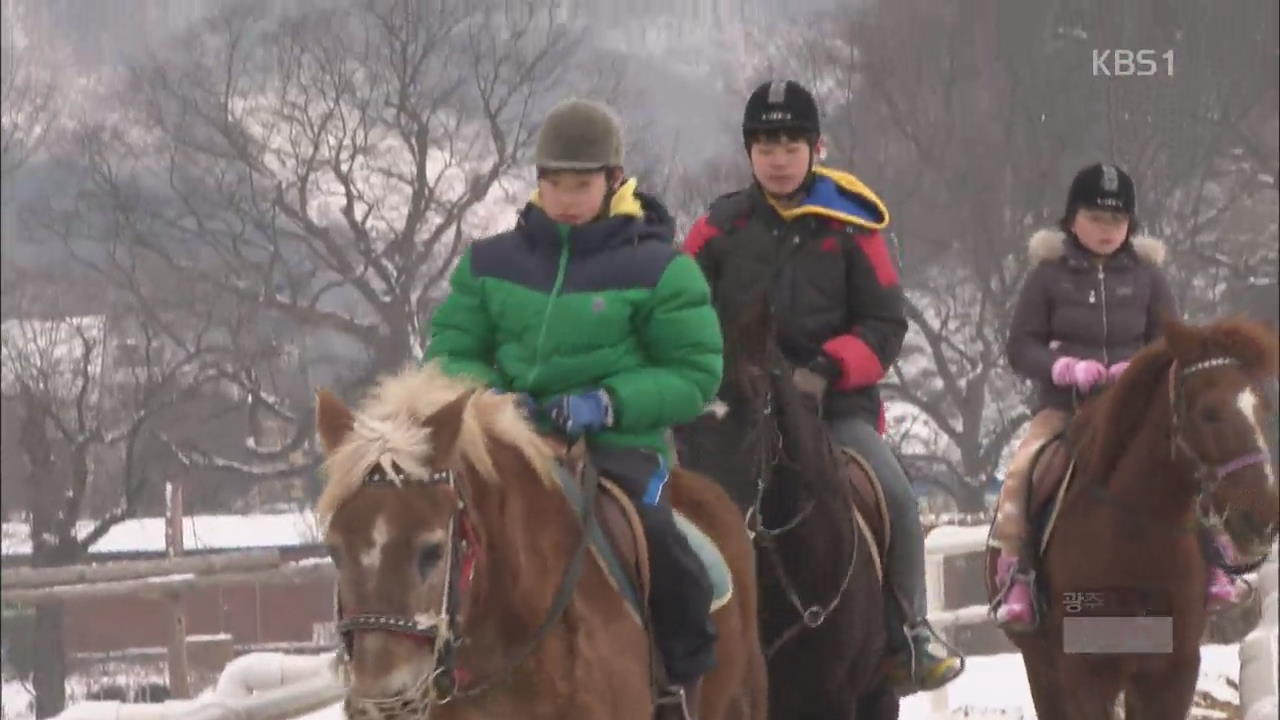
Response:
[[920, 525, 992, 716], [54, 653, 344, 720], [47, 526, 1278, 719], [919, 525, 1280, 717], [1239, 558, 1279, 720]]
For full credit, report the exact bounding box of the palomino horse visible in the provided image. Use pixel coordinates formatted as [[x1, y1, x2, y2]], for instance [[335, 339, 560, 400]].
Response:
[[986, 317, 1279, 720], [314, 364, 767, 720], [676, 299, 899, 720]]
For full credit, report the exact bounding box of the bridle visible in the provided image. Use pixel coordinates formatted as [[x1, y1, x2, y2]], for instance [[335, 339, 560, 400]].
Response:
[[1168, 356, 1277, 572], [1169, 357, 1273, 498], [334, 461, 474, 718], [735, 367, 860, 658], [335, 444, 601, 719]]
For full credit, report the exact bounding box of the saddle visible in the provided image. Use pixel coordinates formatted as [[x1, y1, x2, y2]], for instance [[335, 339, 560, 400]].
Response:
[[834, 445, 893, 585], [1028, 433, 1078, 556], [547, 440, 733, 624], [984, 432, 1079, 604]]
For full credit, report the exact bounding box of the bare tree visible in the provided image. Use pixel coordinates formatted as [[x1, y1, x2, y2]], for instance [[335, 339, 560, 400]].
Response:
[[0, 25, 58, 181], [779, 0, 1278, 481], [0, 268, 218, 717], [50, 0, 580, 483]]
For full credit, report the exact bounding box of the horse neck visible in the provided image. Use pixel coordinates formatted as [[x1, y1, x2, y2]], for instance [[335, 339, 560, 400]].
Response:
[[463, 465, 580, 662], [1099, 374, 1199, 524]]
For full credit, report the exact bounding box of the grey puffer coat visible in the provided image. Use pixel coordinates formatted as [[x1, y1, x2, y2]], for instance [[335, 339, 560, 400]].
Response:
[[1006, 228, 1177, 412]]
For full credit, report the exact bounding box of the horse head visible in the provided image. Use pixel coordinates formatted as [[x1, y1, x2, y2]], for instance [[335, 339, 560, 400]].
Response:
[[314, 364, 559, 716], [678, 294, 836, 512], [1163, 317, 1279, 564]]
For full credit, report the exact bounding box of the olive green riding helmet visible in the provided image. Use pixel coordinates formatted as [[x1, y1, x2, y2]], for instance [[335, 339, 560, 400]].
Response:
[[534, 98, 625, 170]]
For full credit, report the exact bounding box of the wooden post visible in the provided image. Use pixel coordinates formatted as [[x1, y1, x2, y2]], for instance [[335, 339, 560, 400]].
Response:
[[165, 476, 191, 699]]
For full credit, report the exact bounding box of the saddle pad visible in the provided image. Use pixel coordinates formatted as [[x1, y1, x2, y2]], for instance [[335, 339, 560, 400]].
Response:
[[673, 511, 734, 612]]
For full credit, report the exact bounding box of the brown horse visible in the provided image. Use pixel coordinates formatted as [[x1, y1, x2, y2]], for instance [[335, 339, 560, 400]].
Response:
[[986, 317, 1279, 720], [676, 298, 898, 720], [314, 364, 767, 720]]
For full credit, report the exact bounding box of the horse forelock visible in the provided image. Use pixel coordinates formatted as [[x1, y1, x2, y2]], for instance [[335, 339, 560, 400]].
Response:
[[1194, 317, 1279, 378], [317, 363, 556, 526]]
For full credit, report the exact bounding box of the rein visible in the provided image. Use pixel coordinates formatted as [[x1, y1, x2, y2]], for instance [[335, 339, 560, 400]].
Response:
[[1077, 355, 1275, 574], [741, 368, 861, 658], [1170, 357, 1272, 488], [337, 440, 603, 717]]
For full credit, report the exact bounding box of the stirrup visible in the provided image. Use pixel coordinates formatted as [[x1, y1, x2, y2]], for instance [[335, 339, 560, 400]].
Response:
[[1208, 573, 1254, 614], [989, 564, 1036, 613], [908, 619, 966, 675], [655, 684, 697, 720]]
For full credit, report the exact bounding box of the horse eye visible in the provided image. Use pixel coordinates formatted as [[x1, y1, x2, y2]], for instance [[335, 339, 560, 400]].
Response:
[[1199, 405, 1223, 424], [417, 544, 444, 578]]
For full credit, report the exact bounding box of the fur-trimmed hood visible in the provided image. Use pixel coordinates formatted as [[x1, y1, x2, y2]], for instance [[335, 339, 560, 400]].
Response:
[[1027, 227, 1166, 267]]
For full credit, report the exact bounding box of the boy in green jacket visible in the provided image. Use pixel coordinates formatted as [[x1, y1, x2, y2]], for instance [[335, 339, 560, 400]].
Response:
[[423, 98, 724, 715]]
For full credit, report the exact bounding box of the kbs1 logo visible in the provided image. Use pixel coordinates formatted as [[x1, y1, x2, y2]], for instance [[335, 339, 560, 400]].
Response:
[[1092, 49, 1174, 77]]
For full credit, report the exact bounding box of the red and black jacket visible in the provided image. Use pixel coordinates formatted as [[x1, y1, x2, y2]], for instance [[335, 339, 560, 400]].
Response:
[[682, 166, 906, 431]]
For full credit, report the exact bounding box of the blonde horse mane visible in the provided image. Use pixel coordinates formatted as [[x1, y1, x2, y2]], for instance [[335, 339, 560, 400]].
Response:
[[316, 362, 556, 525]]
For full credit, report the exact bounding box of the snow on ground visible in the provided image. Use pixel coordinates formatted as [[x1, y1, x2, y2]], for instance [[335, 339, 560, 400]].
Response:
[[3, 646, 1243, 719], [2, 663, 166, 720], [897, 644, 1242, 718], [1, 511, 323, 556]]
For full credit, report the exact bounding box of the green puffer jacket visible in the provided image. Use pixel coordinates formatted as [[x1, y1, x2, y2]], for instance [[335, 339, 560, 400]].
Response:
[[423, 178, 723, 460]]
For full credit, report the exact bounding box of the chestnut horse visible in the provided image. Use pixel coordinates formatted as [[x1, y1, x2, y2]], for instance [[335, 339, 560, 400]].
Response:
[[676, 298, 898, 720], [314, 364, 767, 720], [986, 317, 1279, 720]]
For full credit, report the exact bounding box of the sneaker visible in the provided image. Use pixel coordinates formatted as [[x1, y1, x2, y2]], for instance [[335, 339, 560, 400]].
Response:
[[887, 620, 964, 696]]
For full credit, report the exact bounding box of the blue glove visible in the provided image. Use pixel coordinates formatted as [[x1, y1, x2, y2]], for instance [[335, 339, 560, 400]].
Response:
[[541, 389, 614, 437]]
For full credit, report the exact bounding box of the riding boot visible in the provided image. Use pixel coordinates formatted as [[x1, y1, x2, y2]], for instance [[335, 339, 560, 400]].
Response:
[[654, 680, 701, 720], [1204, 528, 1244, 611], [992, 551, 1038, 632]]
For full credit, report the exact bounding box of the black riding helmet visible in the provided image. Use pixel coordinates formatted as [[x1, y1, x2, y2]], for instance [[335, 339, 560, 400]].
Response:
[[742, 80, 822, 199], [742, 80, 821, 149], [1059, 162, 1141, 240], [1065, 162, 1136, 216]]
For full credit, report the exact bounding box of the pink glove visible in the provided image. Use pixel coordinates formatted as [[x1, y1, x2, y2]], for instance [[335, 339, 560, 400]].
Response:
[[1107, 361, 1130, 383], [1051, 356, 1108, 392]]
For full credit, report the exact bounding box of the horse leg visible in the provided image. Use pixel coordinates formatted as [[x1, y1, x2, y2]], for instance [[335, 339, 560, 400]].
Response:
[[1019, 649, 1074, 720], [854, 684, 899, 720], [1122, 656, 1200, 720], [1055, 658, 1125, 720]]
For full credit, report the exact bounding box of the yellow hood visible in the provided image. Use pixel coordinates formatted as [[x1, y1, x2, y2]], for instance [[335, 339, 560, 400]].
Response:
[[528, 177, 644, 220], [766, 166, 890, 230]]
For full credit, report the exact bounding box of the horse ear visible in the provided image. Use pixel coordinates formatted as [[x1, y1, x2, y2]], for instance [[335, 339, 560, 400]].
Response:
[[1162, 317, 1201, 362], [315, 389, 355, 455], [425, 390, 475, 460]]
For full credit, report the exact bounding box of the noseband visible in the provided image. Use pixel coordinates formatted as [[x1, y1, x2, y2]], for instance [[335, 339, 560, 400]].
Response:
[[336, 444, 602, 718], [1169, 356, 1277, 573], [336, 461, 474, 709]]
